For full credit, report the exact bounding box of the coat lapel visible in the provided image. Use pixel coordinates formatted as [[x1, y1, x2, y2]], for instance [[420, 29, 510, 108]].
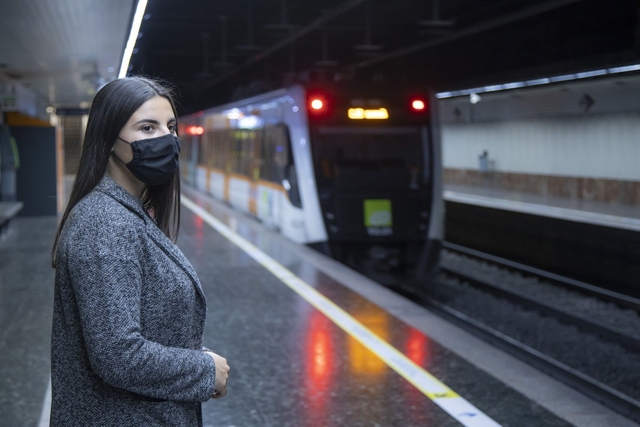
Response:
[[95, 177, 207, 302], [145, 223, 207, 302]]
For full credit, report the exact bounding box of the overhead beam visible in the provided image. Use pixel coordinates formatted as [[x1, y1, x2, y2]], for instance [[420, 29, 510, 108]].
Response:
[[351, 0, 586, 70], [203, 0, 367, 88]]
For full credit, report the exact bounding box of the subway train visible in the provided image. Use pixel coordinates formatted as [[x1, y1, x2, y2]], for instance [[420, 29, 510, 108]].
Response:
[[179, 83, 443, 281]]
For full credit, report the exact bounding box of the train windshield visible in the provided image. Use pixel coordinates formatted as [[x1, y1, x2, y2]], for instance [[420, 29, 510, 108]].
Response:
[[312, 126, 427, 192]]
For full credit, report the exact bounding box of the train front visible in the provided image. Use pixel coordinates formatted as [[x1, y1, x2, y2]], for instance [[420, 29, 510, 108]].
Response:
[[304, 85, 443, 282]]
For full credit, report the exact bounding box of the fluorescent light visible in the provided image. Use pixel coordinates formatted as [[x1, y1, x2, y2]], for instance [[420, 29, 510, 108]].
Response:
[[575, 69, 607, 79], [525, 78, 550, 86], [118, 0, 149, 78], [436, 63, 640, 99], [435, 92, 453, 99], [503, 81, 525, 89], [238, 115, 262, 129], [225, 108, 243, 120], [549, 74, 575, 82], [608, 64, 640, 73], [483, 85, 503, 92]]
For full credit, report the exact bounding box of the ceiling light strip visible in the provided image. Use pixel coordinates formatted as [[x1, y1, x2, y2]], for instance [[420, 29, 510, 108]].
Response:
[[436, 64, 640, 99], [118, 0, 149, 78]]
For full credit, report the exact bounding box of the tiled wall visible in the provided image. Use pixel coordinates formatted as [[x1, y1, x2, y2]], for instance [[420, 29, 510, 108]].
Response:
[[444, 168, 640, 205]]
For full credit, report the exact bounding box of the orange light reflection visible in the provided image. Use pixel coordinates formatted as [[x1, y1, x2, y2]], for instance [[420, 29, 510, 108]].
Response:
[[348, 311, 388, 375]]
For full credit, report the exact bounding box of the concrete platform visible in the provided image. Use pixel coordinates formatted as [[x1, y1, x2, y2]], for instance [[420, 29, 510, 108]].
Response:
[[445, 183, 640, 232], [1, 186, 637, 426]]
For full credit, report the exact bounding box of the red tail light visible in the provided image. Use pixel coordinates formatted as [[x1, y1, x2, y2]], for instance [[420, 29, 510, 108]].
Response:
[[411, 99, 426, 111], [186, 125, 204, 135], [307, 92, 332, 119], [310, 98, 324, 110]]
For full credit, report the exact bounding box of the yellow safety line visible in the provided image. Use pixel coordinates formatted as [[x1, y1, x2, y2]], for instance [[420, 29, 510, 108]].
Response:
[[181, 195, 502, 427]]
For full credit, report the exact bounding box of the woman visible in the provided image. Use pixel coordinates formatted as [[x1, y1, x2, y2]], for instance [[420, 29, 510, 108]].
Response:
[[50, 76, 229, 426]]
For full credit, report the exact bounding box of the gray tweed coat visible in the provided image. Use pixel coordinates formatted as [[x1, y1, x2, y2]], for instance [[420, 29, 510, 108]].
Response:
[[51, 176, 216, 426]]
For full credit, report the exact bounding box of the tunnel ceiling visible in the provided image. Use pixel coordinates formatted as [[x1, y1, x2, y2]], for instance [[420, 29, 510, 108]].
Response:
[[127, 0, 639, 113], [1, 0, 636, 113]]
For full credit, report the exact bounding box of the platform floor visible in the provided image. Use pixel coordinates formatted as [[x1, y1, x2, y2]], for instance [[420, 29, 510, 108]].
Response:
[[445, 183, 640, 232], [1, 186, 638, 426]]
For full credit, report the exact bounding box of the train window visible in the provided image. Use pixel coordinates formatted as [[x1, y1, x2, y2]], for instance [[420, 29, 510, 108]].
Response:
[[200, 132, 210, 167], [284, 162, 302, 208], [194, 136, 202, 166], [312, 126, 425, 192], [261, 124, 290, 183], [213, 130, 230, 171], [259, 124, 301, 207], [179, 130, 191, 164], [229, 130, 254, 176]]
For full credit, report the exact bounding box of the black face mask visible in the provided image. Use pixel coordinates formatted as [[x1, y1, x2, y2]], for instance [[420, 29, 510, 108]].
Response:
[[117, 134, 181, 186]]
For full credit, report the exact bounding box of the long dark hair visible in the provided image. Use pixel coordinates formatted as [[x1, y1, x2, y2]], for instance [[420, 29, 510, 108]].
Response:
[[51, 76, 181, 267]]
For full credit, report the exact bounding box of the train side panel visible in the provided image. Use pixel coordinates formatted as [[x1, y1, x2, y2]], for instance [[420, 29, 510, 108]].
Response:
[[283, 86, 328, 243], [208, 168, 225, 200], [227, 174, 251, 214], [179, 87, 317, 244], [255, 182, 283, 230]]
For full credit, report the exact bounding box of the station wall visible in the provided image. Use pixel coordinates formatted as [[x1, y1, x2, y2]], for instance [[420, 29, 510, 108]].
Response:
[[438, 73, 640, 205], [442, 112, 640, 181]]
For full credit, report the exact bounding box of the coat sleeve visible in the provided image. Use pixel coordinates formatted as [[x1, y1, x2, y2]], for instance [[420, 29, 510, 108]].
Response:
[[64, 212, 216, 402]]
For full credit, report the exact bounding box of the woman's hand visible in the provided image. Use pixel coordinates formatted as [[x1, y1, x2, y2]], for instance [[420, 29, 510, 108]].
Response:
[[205, 352, 229, 398]]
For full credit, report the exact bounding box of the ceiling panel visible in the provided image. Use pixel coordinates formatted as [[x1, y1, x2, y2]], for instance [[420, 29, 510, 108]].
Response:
[[0, 0, 135, 108]]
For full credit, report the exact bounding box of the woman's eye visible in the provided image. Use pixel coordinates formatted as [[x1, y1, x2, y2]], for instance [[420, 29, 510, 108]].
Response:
[[141, 125, 153, 132], [169, 125, 177, 133]]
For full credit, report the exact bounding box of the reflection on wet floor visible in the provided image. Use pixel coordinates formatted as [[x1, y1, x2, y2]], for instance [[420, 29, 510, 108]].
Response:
[[1, 181, 634, 426], [180, 189, 575, 427]]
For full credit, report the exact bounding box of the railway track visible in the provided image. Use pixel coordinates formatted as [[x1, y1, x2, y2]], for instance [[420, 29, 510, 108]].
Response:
[[440, 264, 640, 353], [413, 242, 640, 423], [442, 241, 640, 312]]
